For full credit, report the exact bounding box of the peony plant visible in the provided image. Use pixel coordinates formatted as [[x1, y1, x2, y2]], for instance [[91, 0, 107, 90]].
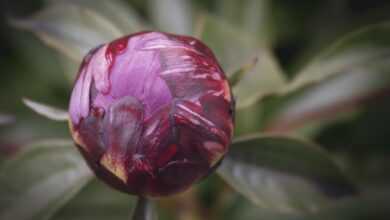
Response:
[[1, 0, 390, 220]]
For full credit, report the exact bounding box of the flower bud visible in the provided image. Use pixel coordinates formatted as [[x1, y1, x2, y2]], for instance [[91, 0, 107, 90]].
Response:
[[69, 31, 234, 196]]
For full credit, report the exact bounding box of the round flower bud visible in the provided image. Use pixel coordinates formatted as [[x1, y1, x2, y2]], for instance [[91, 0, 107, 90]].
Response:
[[69, 31, 234, 196]]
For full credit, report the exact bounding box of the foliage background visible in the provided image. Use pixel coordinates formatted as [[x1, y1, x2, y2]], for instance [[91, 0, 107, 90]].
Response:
[[0, 0, 390, 220]]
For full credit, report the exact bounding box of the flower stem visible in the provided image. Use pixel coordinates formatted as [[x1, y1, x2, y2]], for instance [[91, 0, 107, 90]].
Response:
[[131, 196, 157, 220]]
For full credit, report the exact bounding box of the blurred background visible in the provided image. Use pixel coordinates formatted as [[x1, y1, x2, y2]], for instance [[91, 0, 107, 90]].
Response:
[[0, 0, 390, 220]]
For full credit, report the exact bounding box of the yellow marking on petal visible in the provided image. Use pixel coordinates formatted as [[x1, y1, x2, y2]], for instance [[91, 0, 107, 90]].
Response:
[[222, 80, 232, 102], [100, 153, 128, 183], [69, 121, 88, 151], [204, 141, 225, 167]]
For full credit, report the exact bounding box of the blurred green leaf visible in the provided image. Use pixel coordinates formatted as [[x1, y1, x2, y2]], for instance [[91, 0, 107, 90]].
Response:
[[11, 4, 119, 62], [53, 179, 137, 220], [217, 191, 294, 220], [223, 191, 390, 220], [254, 22, 390, 112], [52, 0, 144, 34], [57, 53, 80, 82], [288, 50, 386, 93], [148, 0, 193, 35], [228, 57, 258, 88], [287, 22, 390, 93], [233, 49, 286, 109], [265, 67, 390, 134], [131, 197, 158, 220], [263, 23, 390, 134], [217, 134, 356, 214], [11, 0, 145, 82], [216, 0, 273, 44], [197, 13, 258, 72], [0, 139, 92, 220], [0, 116, 70, 149], [11, 0, 143, 63], [309, 191, 390, 220], [23, 98, 68, 122], [198, 14, 286, 108]]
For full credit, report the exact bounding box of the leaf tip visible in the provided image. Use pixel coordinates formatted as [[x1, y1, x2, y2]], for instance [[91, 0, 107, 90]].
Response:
[[22, 97, 69, 122]]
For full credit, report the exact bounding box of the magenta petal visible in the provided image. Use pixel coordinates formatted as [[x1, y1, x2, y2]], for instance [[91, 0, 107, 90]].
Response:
[[69, 63, 93, 124]]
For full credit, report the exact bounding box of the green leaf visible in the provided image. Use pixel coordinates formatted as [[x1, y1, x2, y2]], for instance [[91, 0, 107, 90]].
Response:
[[0, 116, 70, 151], [265, 66, 390, 134], [148, 0, 193, 35], [217, 192, 295, 220], [263, 23, 390, 134], [131, 197, 158, 220], [217, 134, 356, 214], [310, 191, 390, 220], [221, 190, 390, 220], [216, 0, 273, 44], [237, 23, 390, 122], [11, 0, 145, 82], [53, 179, 137, 220], [228, 57, 258, 88], [197, 13, 259, 73], [198, 14, 286, 108], [23, 98, 68, 121], [0, 139, 93, 220], [286, 22, 390, 93], [11, 0, 143, 62], [233, 49, 286, 109], [11, 4, 118, 62], [57, 53, 80, 82], [52, 0, 144, 34]]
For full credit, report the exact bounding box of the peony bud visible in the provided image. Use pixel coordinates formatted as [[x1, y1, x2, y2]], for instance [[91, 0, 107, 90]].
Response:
[[69, 31, 234, 196]]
